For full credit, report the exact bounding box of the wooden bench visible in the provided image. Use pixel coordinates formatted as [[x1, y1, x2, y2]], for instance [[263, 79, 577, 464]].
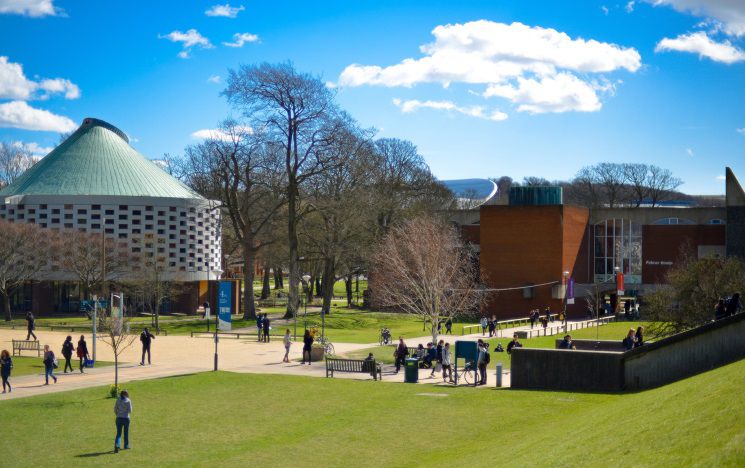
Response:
[[12, 339, 40, 356], [325, 358, 382, 380]]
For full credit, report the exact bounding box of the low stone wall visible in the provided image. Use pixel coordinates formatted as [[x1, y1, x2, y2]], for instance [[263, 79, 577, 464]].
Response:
[[511, 348, 624, 392], [513, 313, 745, 392], [554, 339, 626, 352]]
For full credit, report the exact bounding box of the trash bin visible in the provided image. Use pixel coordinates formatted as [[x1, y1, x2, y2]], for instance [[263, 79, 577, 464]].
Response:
[[404, 358, 419, 383]]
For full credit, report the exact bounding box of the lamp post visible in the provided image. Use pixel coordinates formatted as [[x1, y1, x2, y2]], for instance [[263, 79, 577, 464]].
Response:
[[302, 274, 311, 334], [211, 268, 223, 371], [562, 270, 570, 331]]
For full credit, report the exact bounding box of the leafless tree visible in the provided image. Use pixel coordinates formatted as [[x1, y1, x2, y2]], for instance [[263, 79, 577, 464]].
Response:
[[179, 120, 285, 319], [371, 217, 482, 344], [647, 165, 683, 207], [97, 306, 137, 389], [223, 62, 344, 320], [0, 141, 35, 188], [60, 230, 127, 301], [0, 219, 49, 321], [623, 163, 650, 207]]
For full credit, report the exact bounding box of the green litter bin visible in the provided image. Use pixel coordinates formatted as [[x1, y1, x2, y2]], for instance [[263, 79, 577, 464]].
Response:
[[404, 358, 419, 383]]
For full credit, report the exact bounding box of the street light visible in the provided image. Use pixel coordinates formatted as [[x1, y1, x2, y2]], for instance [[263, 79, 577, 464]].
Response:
[[302, 274, 311, 334], [562, 270, 570, 330], [211, 268, 223, 371]]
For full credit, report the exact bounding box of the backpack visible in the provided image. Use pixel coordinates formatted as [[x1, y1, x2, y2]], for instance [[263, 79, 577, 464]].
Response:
[[484, 351, 491, 364]]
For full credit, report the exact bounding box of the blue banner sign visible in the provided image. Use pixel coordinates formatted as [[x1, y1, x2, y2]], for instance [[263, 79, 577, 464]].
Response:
[[218, 281, 232, 331]]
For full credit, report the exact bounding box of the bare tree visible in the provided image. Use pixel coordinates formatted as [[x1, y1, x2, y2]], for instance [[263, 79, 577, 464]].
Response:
[[61, 230, 127, 301], [647, 165, 683, 207], [179, 121, 285, 319], [224, 62, 343, 320], [623, 163, 650, 207], [97, 306, 137, 389], [371, 217, 482, 344], [0, 220, 49, 321], [0, 141, 35, 188]]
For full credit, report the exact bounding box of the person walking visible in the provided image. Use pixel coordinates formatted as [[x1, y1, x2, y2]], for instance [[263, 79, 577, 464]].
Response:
[[480, 316, 488, 336], [282, 329, 292, 363], [139, 328, 155, 366], [441, 342, 453, 383], [42, 344, 57, 385], [445, 318, 452, 334], [477, 340, 489, 386], [394, 337, 408, 374], [61, 335, 75, 373], [76, 335, 90, 373], [301, 329, 313, 365], [256, 314, 263, 341], [545, 307, 553, 323], [1, 349, 12, 393], [487, 318, 496, 337], [25, 311, 37, 341], [114, 389, 132, 452], [262, 315, 271, 343]]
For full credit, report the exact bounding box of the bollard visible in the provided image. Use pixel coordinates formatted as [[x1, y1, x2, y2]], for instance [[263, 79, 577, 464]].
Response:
[[496, 363, 503, 387]]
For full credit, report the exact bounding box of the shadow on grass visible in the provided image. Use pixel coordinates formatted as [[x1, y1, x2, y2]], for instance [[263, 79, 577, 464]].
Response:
[[75, 450, 115, 458]]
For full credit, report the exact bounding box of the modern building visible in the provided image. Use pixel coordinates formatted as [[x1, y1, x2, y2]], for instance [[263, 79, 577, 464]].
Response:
[[0, 117, 223, 314], [471, 168, 745, 319]]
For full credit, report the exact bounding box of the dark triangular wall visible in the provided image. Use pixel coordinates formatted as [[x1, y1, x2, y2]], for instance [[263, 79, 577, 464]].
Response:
[[726, 167, 745, 259]]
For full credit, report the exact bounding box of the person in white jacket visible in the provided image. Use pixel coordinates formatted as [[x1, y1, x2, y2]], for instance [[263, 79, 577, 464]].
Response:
[[441, 342, 453, 383], [282, 329, 292, 363]]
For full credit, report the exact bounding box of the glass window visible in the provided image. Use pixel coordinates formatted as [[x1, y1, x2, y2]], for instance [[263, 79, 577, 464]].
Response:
[[593, 218, 641, 284]]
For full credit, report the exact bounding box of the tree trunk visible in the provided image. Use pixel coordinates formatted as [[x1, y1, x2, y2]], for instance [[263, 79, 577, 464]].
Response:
[[315, 277, 322, 298], [345, 275, 353, 307], [114, 352, 119, 389], [321, 258, 335, 316], [260, 263, 271, 300], [285, 187, 299, 319], [243, 243, 257, 320], [274, 267, 283, 289], [1, 290, 11, 322]]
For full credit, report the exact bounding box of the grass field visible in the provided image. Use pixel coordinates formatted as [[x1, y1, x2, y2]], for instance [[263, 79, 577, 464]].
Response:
[[344, 322, 649, 367], [0, 359, 743, 466], [3, 356, 114, 377]]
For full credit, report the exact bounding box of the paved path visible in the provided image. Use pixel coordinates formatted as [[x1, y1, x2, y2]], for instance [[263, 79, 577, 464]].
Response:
[[0, 318, 614, 401]]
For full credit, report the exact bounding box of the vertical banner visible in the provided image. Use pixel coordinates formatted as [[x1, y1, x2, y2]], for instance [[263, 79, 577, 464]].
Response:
[[218, 281, 232, 331], [566, 278, 575, 305], [617, 273, 625, 296]]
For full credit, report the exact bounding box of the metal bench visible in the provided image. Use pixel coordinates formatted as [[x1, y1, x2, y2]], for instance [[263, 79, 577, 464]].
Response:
[[12, 339, 40, 356], [325, 358, 382, 380]]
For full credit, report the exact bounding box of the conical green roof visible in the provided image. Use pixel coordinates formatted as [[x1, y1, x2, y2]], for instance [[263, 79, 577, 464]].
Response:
[[0, 118, 203, 199]]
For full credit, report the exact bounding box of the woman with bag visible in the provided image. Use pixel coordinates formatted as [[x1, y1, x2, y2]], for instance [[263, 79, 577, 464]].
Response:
[[42, 344, 57, 385], [77, 335, 90, 373]]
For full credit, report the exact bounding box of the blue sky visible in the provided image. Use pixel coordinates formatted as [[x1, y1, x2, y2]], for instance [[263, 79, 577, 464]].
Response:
[[0, 0, 743, 194]]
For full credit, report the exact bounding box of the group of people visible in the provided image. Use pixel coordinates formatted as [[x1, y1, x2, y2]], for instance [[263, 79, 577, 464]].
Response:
[[479, 316, 499, 337], [527, 307, 565, 329], [256, 314, 272, 342], [715, 293, 741, 320], [622, 326, 645, 351], [393, 337, 455, 383]]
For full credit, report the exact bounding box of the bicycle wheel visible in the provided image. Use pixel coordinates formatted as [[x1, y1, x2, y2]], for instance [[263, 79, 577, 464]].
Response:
[[463, 367, 475, 385], [325, 343, 335, 355]]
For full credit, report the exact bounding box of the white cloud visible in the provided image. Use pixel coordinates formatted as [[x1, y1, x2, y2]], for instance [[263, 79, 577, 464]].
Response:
[[716, 174, 726, 180], [737, 127, 745, 134], [12, 140, 53, 156], [0, 0, 58, 17], [626, 1, 636, 13], [484, 72, 606, 113], [392, 98, 508, 121], [656, 31, 745, 63], [191, 126, 253, 141], [338, 20, 640, 114], [205, 3, 244, 18], [0, 56, 80, 100], [686, 147, 694, 156], [338, 21, 640, 88], [647, 0, 745, 37], [159, 29, 213, 58], [222, 32, 259, 47], [0, 100, 76, 132], [207, 75, 221, 83], [601, 5, 609, 15]]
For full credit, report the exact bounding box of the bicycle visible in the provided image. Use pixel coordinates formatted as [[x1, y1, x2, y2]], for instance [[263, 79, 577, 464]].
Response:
[[314, 334, 335, 356], [379, 328, 392, 346], [453, 360, 477, 385]]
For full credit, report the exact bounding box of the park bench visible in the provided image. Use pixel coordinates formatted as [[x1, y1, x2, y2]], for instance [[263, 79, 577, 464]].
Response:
[[325, 358, 382, 380], [12, 339, 40, 356]]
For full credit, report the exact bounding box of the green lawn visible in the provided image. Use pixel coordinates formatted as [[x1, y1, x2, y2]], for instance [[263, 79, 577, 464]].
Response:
[[4, 356, 113, 377], [0, 360, 743, 466]]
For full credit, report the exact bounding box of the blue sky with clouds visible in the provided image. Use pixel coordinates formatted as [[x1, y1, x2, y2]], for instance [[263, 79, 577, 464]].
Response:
[[0, 0, 743, 194]]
